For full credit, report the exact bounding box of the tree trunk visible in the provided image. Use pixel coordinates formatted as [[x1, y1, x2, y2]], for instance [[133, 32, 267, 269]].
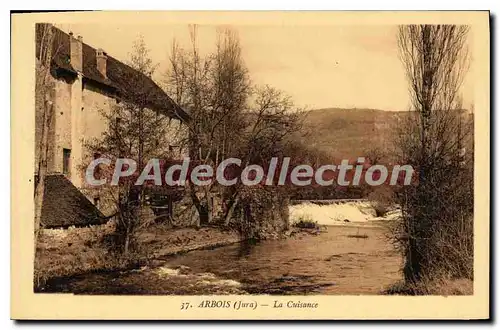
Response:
[[224, 194, 240, 226], [34, 97, 53, 243], [33, 166, 46, 240], [34, 24, 54, 247], [206, 196, 213, 224], [123, 226, 130, 255], [189, 186, 209, 226], [404, 235, 423, 282], [204, 186, 213, 224]]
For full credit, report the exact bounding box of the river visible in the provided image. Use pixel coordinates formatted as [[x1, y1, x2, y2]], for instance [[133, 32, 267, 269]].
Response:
[[40, 224, 401, 295]]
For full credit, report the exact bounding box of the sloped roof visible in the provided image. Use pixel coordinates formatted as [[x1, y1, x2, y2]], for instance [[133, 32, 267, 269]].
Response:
[[35, 23, 189, 122], [41, 174, 107, 228]]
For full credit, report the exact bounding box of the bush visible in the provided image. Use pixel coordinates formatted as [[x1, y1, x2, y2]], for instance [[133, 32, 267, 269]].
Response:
[[235, 186, 290, 239], [367, 185, 395, 217], [293, 215, 319, 229], [394, 171, 474, 282], [385, 276, 473, 295]]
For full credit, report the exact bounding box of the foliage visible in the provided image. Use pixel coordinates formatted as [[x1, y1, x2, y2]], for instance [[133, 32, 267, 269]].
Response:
[[235, 185, 291, 239], [367, 185, 395, 217], [293, 214, 319, 229]]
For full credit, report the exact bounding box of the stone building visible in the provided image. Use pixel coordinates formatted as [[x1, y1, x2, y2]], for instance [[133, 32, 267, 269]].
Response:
[[35, 24, 189, 227]]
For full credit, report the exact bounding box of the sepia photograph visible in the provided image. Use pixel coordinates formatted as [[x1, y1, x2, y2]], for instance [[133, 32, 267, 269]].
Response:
[[11, 10, 490, 320]]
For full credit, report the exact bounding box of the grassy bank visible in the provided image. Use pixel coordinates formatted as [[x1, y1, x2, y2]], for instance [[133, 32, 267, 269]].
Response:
[[35, 221, 241, 288], [385, 277, 473, 295]]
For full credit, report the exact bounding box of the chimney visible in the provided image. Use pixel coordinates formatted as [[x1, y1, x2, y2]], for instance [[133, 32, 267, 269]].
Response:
[[70, 33, 83, 72], [96, 48, 107, 79]]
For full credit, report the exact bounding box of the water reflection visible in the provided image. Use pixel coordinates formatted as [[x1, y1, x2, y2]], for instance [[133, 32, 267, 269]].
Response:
[[237, 238, 258, 257]]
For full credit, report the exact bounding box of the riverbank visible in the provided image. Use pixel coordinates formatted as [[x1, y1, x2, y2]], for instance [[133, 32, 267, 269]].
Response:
[[34, 222, 242, 287]]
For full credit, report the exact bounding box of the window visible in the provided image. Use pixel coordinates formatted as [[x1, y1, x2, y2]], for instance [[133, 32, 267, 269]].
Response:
[[63, 148, 71, 175]]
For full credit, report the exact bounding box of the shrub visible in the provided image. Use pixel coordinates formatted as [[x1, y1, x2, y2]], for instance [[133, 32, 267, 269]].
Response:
[[235, 186, 290, 239], [293, 214, 319, 229], [367, 185, 395, 217], [385, 276, 473, 295], [393, 178, 474, 282]]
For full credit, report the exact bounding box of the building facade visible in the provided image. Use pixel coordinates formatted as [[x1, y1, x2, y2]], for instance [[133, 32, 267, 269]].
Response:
[[35, 24, 189, 227]]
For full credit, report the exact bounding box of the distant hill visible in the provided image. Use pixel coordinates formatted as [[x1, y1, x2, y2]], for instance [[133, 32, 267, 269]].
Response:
[[301, 108, 405, 160]]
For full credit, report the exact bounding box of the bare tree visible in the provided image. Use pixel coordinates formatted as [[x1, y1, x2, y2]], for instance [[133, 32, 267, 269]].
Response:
[[395, 25, 474, 284], [164, 26, 251, 225], [363, 147, 387, 165], [34, 23, 60, 240], [85, 36, 182, 254], [164, 26, 304, 231]]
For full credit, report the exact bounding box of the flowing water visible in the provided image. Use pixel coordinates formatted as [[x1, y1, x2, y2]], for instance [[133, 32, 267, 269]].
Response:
[[41, 224, 402, 295]]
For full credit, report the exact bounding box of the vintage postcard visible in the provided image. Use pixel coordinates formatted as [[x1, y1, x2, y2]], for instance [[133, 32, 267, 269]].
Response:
[[11, 11, 490, 320]]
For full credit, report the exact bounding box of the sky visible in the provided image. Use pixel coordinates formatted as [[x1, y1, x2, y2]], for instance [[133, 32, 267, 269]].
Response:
[[57, 23, 474, 111]]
